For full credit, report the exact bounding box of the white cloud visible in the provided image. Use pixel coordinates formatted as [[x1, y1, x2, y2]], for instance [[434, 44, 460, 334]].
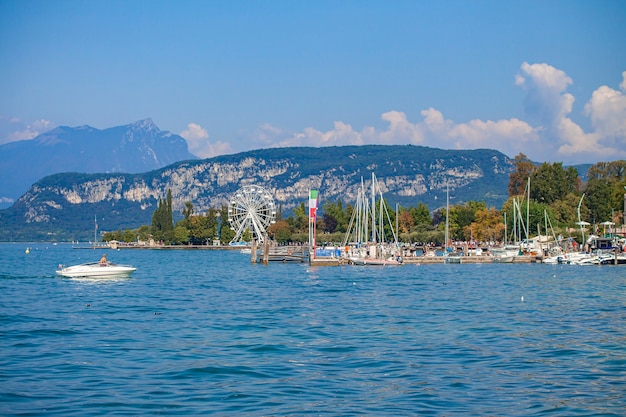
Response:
[[418, 109, 540, 156], [0, 117, 55, 145], [268, 121, 365, 148], [448, 118, 539, 150], [516, 62, 574, 128], [584, 71, 626, 142], [555, 118, 603, 156], [379, 111, 424, 143], [179, 122, 233, 158], [251, 108, 539, 160], [516, 63, 626, 162]]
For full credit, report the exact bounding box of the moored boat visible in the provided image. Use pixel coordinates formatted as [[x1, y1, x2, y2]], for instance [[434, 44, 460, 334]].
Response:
[[341, 173, 402, 266], [444, 253, 463, 264], [349, 256, 403, 266], [493, 255, 515, 263]]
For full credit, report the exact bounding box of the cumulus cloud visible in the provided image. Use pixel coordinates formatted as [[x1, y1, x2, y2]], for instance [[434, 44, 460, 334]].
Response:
[[179, 122, 233, 159], [379, 111, 424, 143], [516, 62, 626, 161], [0, 117, 55, 145], [584, 71, 626, 144], [252, 108, 539, 160], [516, 62, 574, 128]]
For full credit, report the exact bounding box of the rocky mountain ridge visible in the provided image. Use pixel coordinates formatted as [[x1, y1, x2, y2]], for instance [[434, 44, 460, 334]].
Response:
[[0, 145, 513, 241]]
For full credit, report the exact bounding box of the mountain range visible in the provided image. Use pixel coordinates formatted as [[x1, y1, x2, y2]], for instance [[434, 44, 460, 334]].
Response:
[[0, 144, 514, 241], [0, 119, 197, 209]]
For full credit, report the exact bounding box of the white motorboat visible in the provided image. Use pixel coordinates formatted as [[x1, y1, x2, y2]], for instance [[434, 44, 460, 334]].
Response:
[[56, 261, 136, 278]]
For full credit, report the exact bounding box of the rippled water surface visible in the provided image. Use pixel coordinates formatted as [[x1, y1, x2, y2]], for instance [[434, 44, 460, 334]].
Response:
[[1, 243, 625, 416]]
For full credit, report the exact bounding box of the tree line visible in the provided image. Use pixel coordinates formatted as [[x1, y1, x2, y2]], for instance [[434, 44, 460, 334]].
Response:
[[103, 156, 626, 246]]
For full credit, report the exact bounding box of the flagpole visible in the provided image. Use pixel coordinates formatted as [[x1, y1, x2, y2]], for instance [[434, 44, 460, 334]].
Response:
[[313, 215, 317, 259], [309, 190, 318, 260]]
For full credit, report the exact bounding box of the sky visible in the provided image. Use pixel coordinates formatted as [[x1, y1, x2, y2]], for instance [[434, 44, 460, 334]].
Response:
[[1, 0, 625, 164]]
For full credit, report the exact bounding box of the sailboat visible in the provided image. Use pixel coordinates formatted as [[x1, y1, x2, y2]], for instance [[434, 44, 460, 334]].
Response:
[[342, 173, 403, 265], [490, 211, 519, 262], [72, 215, 108, 250], [491, 178, 539, 262], [442, 184, 464, 263]]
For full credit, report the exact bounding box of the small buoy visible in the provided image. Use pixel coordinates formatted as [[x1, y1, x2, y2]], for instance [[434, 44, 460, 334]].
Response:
[[25, 248, 30, 254], [521, 296, 524, 302], [353, 282, 356, 286]]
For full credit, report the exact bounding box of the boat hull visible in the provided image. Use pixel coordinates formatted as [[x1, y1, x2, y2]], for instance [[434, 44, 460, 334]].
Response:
[[444, 255, 463, 264], [493, 255, 515, 263], [56, 262, 136, 278], [349, 257, 403, 266]]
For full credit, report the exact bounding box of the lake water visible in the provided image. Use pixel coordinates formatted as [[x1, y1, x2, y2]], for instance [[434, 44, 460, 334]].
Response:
[[1, 243, 625, 416]]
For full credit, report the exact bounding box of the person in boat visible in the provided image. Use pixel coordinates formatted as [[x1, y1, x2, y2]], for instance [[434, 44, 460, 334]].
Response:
[[100, 253, 107, 266]]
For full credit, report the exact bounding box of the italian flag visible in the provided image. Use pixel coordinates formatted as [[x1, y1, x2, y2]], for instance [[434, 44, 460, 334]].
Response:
[[309, 189, 318, 219]]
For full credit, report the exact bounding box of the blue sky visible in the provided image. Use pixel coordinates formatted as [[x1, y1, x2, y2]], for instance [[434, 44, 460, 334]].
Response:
[[1, 0, 625, 164]]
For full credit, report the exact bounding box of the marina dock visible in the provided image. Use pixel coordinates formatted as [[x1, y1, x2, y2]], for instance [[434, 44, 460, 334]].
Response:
[[310, 254, 540, 266]]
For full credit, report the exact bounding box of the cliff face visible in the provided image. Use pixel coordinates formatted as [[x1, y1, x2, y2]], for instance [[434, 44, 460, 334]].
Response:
[[0, 145, 513, 241]]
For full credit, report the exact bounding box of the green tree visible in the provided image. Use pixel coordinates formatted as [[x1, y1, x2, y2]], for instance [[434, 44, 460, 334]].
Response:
[[151, 198, 167, 242], [508, 153, 535, 197], [549, 193, 587, 227], [164, 189, 174, 243], [268, 220, 292, 243], [137, 225, 152, 242], [122, 229, 136, 243], [470, 207, 505, 242], [151, 189, 174, 243], [410, 202, 431, 226], [182, 201, 194, 222], [218, 205, 234, 243], [398, 208, 414, 233], [530, 162, 579, 204], [584, 160, 626, 224], [321, 213, 338, 233], [322, 200, 347, 232], [173, 225, 190, 244], [188, 215, 211, 244], [448, 201, 486, 241], [292, 202, 308, 233]]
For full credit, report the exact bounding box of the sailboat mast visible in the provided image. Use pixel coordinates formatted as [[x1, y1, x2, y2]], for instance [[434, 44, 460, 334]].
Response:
[[445, 184, 449, 252], [360, 177, 366, 243], [503, 212, 507, 245], [395, 202, 399, 247], [371, 172, 376, 243], [578, 193, 586, 247], [94, 215, 97, 249], [526, 177, 530, 242]]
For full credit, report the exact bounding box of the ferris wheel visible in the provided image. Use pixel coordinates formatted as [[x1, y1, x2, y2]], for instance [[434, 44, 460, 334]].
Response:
[[228, 185, 276, 243]]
